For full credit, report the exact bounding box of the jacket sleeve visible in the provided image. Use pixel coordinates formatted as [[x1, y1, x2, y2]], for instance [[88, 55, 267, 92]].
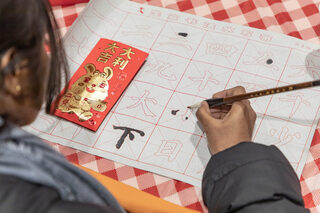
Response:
[[202, 142, 310, 213]]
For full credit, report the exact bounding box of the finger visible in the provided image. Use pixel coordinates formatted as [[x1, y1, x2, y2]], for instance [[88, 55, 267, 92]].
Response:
[[225, 101, 247, 121], [239, 99, 255, 122], [243, 100, 257, 127], [211, 111, 228, 119], [232, 86, 246, 96], [196, 101, 217, 127], [227, 100, 256, 130], [212, 86, 246, 99], [210, 108, 230, 115], [212, 89, 233, 99], [242, 99, 250, 106], [209, 104, 232, 113], [210, 104, 231, 118], [212, 90, 228, 99]]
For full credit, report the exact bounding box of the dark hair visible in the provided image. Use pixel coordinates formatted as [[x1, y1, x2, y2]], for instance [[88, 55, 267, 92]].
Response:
[[0, 0, 68, 113]]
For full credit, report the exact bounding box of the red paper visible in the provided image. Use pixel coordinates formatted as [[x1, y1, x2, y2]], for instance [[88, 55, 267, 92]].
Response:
[[49, 0, 89, 6], [53, 38, 148, 131]]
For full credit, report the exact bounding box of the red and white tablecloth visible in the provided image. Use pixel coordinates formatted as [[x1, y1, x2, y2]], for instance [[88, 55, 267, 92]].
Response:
[[49, 0, 320, 212]]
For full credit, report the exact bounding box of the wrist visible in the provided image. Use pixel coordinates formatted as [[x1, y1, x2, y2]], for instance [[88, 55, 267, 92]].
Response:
[[208, 139, 251, 154]]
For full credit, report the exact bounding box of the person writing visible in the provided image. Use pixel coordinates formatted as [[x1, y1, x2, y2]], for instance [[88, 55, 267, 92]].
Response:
[[196, 87, 309, 212], [0, 0, 310, 212]]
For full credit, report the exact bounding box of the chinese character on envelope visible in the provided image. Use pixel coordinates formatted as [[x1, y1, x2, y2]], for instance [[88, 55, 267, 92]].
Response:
[[53, 38, 149, 131]]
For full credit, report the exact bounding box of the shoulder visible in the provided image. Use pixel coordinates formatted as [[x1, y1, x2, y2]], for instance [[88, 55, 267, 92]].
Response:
[[0, 174, 61, 213], [0, 174, 118, 213]]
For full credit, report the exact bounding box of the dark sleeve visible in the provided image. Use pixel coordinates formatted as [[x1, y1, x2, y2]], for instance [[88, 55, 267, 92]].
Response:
[[202, 142, 310, 213], [0, 174, 122, 213]]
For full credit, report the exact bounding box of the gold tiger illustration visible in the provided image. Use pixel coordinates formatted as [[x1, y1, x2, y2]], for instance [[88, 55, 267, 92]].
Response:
[[58, 63, 113, 122]]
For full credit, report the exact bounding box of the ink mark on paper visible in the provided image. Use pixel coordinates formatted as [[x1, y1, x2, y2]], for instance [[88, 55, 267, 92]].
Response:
[[171, 109, 179, 115], [180, 109, 192, 122], [266, 59, 273, 64], [243, 51, 279, 71], [178, 32, 188, 37], [113, 125, 145, 149]]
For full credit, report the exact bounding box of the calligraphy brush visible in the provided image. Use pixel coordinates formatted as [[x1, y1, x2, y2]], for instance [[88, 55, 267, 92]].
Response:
[[187, 80, 320, 110]]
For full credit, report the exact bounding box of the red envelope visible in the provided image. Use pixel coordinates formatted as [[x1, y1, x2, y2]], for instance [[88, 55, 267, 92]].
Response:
[[53, 38, 149, 131], [49, 0, 89, 6]]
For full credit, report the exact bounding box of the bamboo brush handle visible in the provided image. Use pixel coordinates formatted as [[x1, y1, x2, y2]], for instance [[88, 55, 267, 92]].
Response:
[[223, 80, 319, 104]]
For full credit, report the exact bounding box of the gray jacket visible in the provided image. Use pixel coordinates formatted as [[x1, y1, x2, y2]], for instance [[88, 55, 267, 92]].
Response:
[[202, 142, 309, 213]]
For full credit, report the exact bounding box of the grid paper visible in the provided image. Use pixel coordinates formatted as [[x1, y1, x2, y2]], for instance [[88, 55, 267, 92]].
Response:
[[26, 0, 320, 187]]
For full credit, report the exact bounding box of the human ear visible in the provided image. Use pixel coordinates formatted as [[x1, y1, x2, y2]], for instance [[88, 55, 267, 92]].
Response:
[[0, 48, 22, 97]]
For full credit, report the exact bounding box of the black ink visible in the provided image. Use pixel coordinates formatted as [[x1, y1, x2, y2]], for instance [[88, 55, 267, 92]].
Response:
[[178, 32, 188, 37], [171, 110, 180, 115], [266, 59, 273, 64], [113, 125, 145, 149], [185, 117, 189, 120]]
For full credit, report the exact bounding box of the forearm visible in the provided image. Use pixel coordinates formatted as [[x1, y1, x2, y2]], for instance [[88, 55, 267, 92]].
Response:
[[202, 142, 309, 213]]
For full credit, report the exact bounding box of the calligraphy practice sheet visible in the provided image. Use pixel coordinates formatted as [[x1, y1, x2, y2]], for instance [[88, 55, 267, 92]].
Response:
[[25, 0, 320, 186]]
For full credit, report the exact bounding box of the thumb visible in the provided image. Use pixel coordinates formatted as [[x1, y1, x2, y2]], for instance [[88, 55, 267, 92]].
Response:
[[196, 101, 215, 127]]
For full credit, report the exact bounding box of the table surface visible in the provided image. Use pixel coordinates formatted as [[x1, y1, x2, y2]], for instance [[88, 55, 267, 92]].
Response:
[[50, 0, 320, 212]]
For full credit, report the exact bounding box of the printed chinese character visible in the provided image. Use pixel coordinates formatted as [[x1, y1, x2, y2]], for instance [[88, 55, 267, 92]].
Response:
[[112, 56, 129, 70], [167, 14, 179, 21], [97, 51, 112, 63], [105, 42, 119, 53], [185, 17, 197, 25], [202, 22, 216, 31], [154, 140, 182, 161], [150, 10, 162, 17], [120, 47, 135, 59]]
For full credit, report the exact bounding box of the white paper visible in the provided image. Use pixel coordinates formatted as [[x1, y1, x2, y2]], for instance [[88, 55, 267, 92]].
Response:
[[24, 0, 320, 187]]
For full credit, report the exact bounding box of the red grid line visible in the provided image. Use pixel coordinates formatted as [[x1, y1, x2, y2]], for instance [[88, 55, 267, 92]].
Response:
[[183, 135, 204, 174], [136, 21, 170, 160], [252, 47, 293, 140], [224, 39, 250, 89], [297, 106, 320, 167], [265, 114, 315, 128], [138, 30, 208, 160]]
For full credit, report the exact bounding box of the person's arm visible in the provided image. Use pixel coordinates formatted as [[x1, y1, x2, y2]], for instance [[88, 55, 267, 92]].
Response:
[[202, 143, 309, 212], [196, 86, 309, 213]]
